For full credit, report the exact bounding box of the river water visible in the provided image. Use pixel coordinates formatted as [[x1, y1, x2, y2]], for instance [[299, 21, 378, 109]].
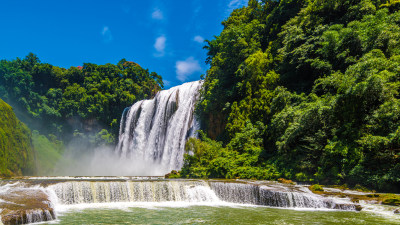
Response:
[[45, 204, 400, 224], [1, 177, 399, 224]]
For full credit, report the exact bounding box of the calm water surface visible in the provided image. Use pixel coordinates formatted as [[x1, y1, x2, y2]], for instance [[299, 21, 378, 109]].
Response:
[[43, 205, 400, 225]]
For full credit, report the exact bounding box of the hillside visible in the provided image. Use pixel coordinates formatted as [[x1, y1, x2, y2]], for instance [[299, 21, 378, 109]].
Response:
[[0, 98, 35, 176], [181, 0, 400, 192]]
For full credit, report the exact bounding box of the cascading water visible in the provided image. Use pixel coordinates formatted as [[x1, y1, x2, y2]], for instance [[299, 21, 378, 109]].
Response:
[[0, 178, 362, 224], [209, 181, 355, 210], [115, 81, 202, 175], [50, 180, 220, 205]]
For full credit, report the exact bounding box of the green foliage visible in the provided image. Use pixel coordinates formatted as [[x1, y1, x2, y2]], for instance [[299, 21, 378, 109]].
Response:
[[181, 125, 281, 180], [187, 0, 400, 192], [165, 170, 181, 179], [32, 130, 64, 175], [0, 98, 35, 176], [0, 55, 163, 145]]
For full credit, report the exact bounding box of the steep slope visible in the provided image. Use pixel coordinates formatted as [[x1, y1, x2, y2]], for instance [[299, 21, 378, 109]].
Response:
[[0, 98, 35, 176]]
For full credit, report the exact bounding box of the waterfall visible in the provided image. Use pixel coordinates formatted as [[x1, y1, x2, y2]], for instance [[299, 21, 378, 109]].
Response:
[[0, 178, 360, 224], [209, 181, 356, 210], [49, 180, 219, 205], [24, 209, 54, 224], [115, 81, 202, 174], [42, 179, 355, 210]]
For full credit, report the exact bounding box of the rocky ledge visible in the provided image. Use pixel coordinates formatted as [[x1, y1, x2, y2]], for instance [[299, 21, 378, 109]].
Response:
[[0, 186, 55, 224]]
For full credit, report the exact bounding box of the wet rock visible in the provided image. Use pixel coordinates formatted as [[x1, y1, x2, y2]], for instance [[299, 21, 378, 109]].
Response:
[[355, 205, 363, 211], [0, 187, 56, 224], [382, 194, 400, 206], [332, 203, 360, 211], [277, 178, 295, 185], [2, 208, 55, 225], [394, 209, 399, 214]]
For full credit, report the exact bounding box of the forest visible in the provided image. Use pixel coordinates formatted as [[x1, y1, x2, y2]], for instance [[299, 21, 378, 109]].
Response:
[[0, 54, 163, 174], [180, 0, 400, 192], [1, 0, 399, 192]]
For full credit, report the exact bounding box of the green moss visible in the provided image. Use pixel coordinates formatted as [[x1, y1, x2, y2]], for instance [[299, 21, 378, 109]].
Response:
[[0, 98, 35, 176], [382, 194, 400, 206], [310, 184, 324, 192], [165, 170, 181, 179]]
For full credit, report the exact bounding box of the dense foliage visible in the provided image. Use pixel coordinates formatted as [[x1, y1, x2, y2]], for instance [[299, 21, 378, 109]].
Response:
[[0, 54, 163, 144], [0, 54, 163, 175], [0, 99, 35, 176], [182, 0, 400, 192]]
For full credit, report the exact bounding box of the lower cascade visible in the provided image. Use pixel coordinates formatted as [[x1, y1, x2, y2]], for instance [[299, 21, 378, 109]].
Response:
[[50, 180, 219, 204], [115, 81, 202, 175], [0, 178, 359, 224]]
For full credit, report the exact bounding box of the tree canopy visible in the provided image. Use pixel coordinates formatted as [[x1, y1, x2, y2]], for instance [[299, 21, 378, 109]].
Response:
[[182, 0, 400, 192], [0, 54, 163, 144]]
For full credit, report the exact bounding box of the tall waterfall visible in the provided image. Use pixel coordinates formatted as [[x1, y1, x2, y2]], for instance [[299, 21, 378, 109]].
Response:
[[115, 81, 202, 175]]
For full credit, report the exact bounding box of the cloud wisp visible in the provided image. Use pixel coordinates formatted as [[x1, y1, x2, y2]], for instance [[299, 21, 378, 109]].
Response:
[[101, 26, 113, 43], [152, 8, 164, 20], [154, 35, 166, 57], [227, 0, 247, 13], [193, 35, 204, 43], [175, 57, 201, 82]]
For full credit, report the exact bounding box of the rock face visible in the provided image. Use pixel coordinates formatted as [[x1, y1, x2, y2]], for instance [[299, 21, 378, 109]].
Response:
[[0, 184, 55, 224]]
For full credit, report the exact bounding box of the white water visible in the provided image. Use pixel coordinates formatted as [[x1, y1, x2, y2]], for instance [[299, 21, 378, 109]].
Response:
[[1, 178, 388, 224], [49, 180, 219, 205], [41, 180, 356, 210], [115, 81, 202, 175], [209, 182, 355, 210]]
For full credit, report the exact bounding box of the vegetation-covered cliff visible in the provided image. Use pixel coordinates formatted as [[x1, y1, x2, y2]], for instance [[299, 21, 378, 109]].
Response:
[[0, 98, 35, 176], [181, 0, 400, 192]]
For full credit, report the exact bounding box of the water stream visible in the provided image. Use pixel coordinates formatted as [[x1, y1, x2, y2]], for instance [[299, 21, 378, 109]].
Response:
[[115, 81, 201, 175]]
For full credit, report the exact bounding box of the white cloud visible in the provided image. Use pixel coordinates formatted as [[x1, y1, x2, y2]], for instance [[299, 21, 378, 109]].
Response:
[[175, 57, 201, 82], [193, 35, 204, 43], [152, 9, 163, 20], [101, 26, 113, 43], [227, 0, 247, 12], [154, 35, 166, 57]]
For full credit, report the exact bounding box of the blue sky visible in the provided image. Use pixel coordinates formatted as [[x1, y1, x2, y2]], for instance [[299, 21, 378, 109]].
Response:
[[0, 0, 248, 87]]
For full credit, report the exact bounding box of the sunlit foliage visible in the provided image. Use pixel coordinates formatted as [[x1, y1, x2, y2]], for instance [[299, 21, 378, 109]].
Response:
[[183, 0, 400, 191]]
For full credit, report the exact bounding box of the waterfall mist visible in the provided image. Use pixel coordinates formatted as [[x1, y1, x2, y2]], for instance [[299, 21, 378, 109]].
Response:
[[53, 146, 171, 176], [52, 81, 202, 176]]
